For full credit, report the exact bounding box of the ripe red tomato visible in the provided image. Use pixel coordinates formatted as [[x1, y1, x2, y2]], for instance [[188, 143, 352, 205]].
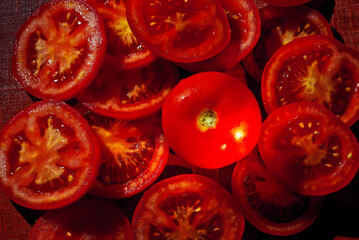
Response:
[[261, 35, 359, 126], [258, 102, 359, 196], [12, 0, 107, 100], [176, 0, 260, 72], [132, 174, 245, 239], [85, 0, 157, 70], [243, 5, 333, 82], [126, 0, 231, 63], [0, 100, 100, 210], [262, 0, 310, 7], [76, 105, 169, 198], [162, 71, 262, 169], [29, 199, 133, 240], [76, 58, 179, 120], [231, 147, 324, 236]]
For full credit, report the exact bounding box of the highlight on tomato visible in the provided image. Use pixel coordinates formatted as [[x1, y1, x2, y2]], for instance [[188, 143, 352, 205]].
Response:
[[261, 35, 359, 126], [132, 174, 245, 240], [231, 147, 324, 236], [258, 101, 359, 196], [126, 0, 231, 63], [162, 71, 262, 169], [0, 100, 100, 210], [12, 0, 107, 100]]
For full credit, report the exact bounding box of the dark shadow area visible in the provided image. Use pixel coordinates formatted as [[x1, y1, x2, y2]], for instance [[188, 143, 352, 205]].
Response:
[[306, 0, 335, 23]]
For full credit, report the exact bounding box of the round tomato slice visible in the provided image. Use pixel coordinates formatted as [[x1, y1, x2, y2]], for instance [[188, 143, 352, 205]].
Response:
[[258, 102, 359, 196], [29, 199, 133, 239], [176, 0, 260, 72], [231, 147, 324, 236], [76, 58, 179, 120], [162, 71, 262, 169], [243, 5, 333, 82], [0, 100, 100, 210], [77, 106, 169, 198], [132, 174, 245, 240], [261, 35, 359, 126], [262, 0, 310, 7], [126, 0, 231, 63], [12, 0, 107, 100], [85, 0, 157, 70]]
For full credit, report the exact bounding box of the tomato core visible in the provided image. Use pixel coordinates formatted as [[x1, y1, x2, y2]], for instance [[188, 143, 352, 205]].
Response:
[[197, 110, 217, 131]]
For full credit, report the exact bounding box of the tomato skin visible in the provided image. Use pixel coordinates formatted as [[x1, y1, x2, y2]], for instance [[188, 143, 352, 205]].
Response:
[[12, 0, 107, 100], [0, 100, 100, 210], [258, 102, 359, 196], [263, 0, 310, 7], [132, 174, 245, 240], [126, 0, 231, 63], [162, 71, 262, 169]]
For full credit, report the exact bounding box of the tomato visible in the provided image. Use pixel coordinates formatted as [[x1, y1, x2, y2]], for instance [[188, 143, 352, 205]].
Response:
[[262, 0, 310, 7], [85, 0, 157, 70], [126, 0, 231, 63], [76, 58, 179, 120], [162, 71, 262, 169], [176, 0, 260, 72], [12, 0, 107, 100], [224, 63, 248, 86], [258, 102, 359, 196], [261, 35, 359, 126], [76, 105, 169, 198], [243, 5, 333, 82], [132, 174, 245, 240], [29, 199, 133, 239], [0, 100, 100, 210], [231, 147, 324, 236]]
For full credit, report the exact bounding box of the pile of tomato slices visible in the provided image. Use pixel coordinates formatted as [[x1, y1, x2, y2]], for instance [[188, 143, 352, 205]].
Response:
[[1, 0, 359, 239]]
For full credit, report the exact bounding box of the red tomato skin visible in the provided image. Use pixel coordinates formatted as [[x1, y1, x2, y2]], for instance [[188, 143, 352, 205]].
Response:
[[12, 0, 107, 100], [162, 71, 262, 169], [263, 0, 310, 7], [0, 100, 101, 210]]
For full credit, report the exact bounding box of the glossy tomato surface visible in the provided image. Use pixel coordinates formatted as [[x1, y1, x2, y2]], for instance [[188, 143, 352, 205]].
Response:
[[262, 0, 310, 7], [77, 105, 169, 199], [86, 0, 157, 70], [177, 0, 260, 72], [162, 71, 262, 169], [0, 100, 100, 210], [258, 102, 359, 196], [77, 58, 179, 120], [243, 5, 333, 82], [126, 0, 231, 62], [12, 0, 107, 100], [132, 174, 245, 240], [262, 35, 359, 126], [231, 147, 324, 236], [29, 199, 133, 240]]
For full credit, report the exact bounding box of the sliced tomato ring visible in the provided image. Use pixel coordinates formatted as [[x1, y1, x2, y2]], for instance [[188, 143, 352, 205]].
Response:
[[76, 105, 169, 198], [126, 0, 231, 62], [261, 35, 359, 126], [86, 0, 157, 70], [231, 147, 324, 236], [258, 102, 359, 196], [29, 199, 133, 239], [76, 58, 179, 120], [243, 5, 333, 82], [132, 174, 245, 240], [12, 0, 107, 100], [0, 100, 100, 210], [262, 0, 310, 7]]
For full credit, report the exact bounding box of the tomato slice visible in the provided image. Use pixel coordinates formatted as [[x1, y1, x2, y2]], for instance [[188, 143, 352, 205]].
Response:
[[132, 174, 245, 240], [29, 199, 133, 239], [261, 35, 359, 126], [12, 0, 107, 100], [258, 102, 359, 196], [0, 100, 100, 210], [262, 0, 310, 7], [85, 0, 157, 70], [231, 147, 324, 236], [76, 58, 179, 120], [176, 0, 260, 72], [126, 0, 231, 62], [77, 105, 169, 198], [243, 5, 333, 82]]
